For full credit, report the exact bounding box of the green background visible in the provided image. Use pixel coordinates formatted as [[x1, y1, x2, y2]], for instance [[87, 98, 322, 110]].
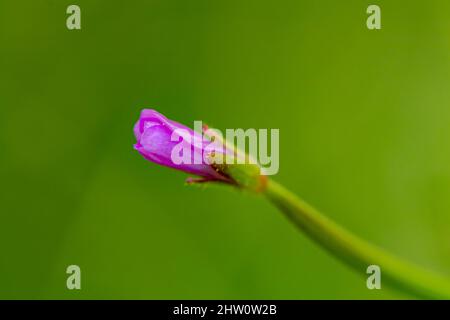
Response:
[[1, 0, 450, 299]]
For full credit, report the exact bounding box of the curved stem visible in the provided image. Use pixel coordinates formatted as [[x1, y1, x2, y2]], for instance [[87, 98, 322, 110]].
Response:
[[263, 179, 450, 299]]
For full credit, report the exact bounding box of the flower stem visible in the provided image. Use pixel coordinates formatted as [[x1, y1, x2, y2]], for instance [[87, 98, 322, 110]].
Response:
[[263, 179, 450, 299]]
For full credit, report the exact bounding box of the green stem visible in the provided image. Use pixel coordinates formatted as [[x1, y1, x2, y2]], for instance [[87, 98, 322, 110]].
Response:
[[263, 179, 450, 299]]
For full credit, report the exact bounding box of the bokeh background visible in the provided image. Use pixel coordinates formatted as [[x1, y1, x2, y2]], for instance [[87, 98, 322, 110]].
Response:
[[1, 0, 450, 299]]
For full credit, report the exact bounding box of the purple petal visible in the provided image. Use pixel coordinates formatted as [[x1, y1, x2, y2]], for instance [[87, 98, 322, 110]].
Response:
[[133, 109, 231, 182]]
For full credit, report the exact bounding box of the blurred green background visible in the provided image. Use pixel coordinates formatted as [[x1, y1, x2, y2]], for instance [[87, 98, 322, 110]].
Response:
[[1, 0, 450, 299]]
